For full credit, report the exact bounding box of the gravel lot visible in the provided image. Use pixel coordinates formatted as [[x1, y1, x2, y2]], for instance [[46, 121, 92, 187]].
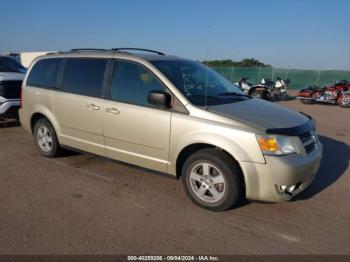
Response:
[[0, 91, 349, 255]]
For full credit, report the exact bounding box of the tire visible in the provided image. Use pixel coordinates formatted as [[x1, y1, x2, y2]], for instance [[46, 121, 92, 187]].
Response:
[[250, 90, 262, 99], [261, 90, 272, 101], [181, 148, 242, 211], [300, 98, 315, 104], [279, 92, 288, 100], [33, 118, 61, 158], [338, 95, 350, 108]]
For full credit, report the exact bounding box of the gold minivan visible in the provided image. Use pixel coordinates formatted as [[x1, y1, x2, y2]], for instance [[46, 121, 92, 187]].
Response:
[[19, 48, 322, 211]]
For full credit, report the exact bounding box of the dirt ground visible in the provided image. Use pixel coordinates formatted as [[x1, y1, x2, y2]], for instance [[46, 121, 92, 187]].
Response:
[[0, 91, 349, 255]]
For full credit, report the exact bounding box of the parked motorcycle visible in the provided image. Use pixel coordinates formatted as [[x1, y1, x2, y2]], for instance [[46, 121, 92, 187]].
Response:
[[235, 77, 271, 100], [297, 80, 350, 108], [261, 77, 290, 100]]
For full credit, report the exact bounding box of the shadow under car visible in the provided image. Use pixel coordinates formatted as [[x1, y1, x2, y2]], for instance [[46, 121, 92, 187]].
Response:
[[295, 135, 350, 200]]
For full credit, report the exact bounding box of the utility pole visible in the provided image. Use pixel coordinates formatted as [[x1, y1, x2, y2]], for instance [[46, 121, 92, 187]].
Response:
[[231, 66, 234, 82], [316, 68, 321, 86], [285, 67, 289, 79]]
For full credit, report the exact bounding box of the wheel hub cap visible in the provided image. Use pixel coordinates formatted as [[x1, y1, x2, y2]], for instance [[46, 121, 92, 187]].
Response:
[[189, 162, 226, 203], [36, 126, 53, 153]]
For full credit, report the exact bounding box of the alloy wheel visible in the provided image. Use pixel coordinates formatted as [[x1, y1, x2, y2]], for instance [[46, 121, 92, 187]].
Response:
[[189, 162, 226, 203], [36, 125, 53, 153]]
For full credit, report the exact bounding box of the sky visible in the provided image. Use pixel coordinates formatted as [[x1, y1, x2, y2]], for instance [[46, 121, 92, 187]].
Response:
[[1, 0, 349, 70]]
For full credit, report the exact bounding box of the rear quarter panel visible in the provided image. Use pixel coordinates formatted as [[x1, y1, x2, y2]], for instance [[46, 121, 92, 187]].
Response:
[[21, 86, 62, 137]]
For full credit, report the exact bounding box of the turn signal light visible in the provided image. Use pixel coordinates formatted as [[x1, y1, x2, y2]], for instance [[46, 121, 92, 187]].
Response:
[[257, 137, 280, 152]]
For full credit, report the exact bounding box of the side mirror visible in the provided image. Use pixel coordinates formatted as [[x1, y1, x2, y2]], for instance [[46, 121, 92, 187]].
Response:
[[147, 90, 171, 109]]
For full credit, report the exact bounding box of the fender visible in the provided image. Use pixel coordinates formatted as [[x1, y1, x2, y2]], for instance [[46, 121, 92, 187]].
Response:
[[248, 86, 267, 95], [167, 128, 265, 176], [30, 104, 62, 142]]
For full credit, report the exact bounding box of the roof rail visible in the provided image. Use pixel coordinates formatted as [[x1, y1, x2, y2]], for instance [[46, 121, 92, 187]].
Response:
[[70, 48, 109, 52], [112, 48, 165, 56]]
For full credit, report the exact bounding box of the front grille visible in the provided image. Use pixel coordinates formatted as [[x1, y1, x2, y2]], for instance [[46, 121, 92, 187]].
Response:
[[299, 131, 316, 154], [0, 80, 22, 99], [305, 143, 315, 154], [299, 131, 312, 143], [1, 106, 20, 118]]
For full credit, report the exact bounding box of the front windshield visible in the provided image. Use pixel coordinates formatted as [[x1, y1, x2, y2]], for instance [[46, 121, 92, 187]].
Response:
[[151, 60, 249, 106], [0, 57, 26, 73]]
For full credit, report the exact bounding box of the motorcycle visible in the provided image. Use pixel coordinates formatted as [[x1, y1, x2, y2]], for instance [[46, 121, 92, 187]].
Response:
[[235, 77, 271, 101], [297, 80, 350, 108], [261, 77, 290, 100]]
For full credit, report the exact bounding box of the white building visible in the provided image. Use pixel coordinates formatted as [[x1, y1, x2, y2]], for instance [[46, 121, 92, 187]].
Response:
[[3, 51, 56, 68]]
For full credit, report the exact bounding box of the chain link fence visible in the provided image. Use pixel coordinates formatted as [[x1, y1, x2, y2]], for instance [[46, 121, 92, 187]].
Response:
[[212, 67, 350, 89]]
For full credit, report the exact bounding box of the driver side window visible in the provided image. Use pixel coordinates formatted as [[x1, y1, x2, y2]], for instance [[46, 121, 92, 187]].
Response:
[[111, 61, 166, 107]]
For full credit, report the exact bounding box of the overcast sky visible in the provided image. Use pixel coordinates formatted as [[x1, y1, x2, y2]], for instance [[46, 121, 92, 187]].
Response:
[[1, 0, 349, 70]]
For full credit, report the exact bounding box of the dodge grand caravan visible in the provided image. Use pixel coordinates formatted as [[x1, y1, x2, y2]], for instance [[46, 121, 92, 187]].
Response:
[[19, 48, 322, 211]]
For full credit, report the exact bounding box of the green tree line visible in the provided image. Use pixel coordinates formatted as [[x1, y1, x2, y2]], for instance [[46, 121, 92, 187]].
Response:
[[202, 58, 271, 67]]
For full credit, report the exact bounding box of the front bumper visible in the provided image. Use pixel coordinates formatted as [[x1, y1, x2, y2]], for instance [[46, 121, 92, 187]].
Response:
[[0, 99, 20, 118], [240, 141, 323, 202]]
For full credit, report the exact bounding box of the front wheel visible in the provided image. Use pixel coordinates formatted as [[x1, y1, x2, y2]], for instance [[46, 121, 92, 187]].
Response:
[[338, 95, 350, 108], [181, 149, 242, 211], [261, 90, 272, 101], [279, 91, 288, 100]]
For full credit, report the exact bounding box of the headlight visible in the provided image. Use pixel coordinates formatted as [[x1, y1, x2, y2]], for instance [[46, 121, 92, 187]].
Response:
[[256, 135, 296, 155], [311, 129, 319, 142]]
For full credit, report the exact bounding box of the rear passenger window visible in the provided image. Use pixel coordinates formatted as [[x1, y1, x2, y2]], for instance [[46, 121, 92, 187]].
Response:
[[27, 58, 61, 89], [62, 59, 107, 97], [111, 61, 166, 107]]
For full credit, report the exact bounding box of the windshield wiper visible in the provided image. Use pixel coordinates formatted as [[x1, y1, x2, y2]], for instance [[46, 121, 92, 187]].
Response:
[[217, 92, 251, 98], [188, 94, 217, 99]]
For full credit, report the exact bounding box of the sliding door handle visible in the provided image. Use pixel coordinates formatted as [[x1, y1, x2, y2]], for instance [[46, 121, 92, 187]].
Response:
[[105, 108, 120, 114]]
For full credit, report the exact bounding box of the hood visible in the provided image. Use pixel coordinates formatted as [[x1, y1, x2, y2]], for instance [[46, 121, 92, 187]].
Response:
[[208, 98, 309, 131], [0, 72, 25, 81]]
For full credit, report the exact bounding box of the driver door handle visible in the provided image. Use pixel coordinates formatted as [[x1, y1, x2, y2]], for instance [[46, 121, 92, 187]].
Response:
[[105, 107, 120, 115]]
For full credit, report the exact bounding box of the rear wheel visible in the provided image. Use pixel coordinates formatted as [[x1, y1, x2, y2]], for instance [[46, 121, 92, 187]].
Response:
[[181, 149, 242, 211], [338, 95, 350, 108], [250, 90, 263, 99], [33, 118, 61, 157]]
